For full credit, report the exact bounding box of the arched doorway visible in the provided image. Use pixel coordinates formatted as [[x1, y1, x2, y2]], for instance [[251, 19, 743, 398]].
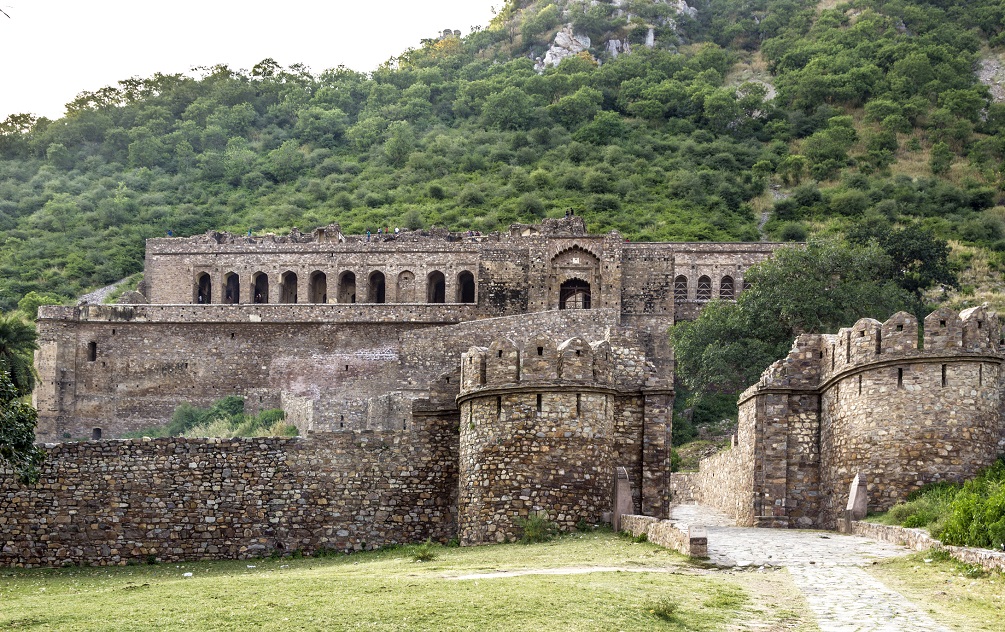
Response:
[[456, 270, 475, 303], [673, 275, 688, 302], [337, 271, 356, 304], [280, 271, 298, 303], [253, 272, 269, 303], [368, 271, 386, 303], [427, 271, 445, 303], [559, 279, 591, 309], [309, 271, 327, 303], [720, 275, 734, 300], [397, 271, 415, 302], [696, 275, 712, 301], [196, 273, 212, 304], [224, 272, 240, 304]]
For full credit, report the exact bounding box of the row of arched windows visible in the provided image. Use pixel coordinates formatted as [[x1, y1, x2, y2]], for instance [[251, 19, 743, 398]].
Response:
[[673, 275, 736, 302], [195, 270, 476, 305]]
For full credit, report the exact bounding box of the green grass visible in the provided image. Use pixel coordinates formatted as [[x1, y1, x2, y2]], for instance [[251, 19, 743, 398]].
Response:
[[1, 532, 762, 631], [869, 551, 1005, 631]]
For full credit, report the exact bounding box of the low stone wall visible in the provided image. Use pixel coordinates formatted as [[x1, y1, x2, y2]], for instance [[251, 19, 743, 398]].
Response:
[[620, 515, 708, 558], [852, 521, 1005, 573], [1, 428, 458, 568]]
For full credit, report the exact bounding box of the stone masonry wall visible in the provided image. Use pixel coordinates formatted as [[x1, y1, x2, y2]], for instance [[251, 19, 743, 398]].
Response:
[[688, 307, 1005, 530], [457, 390, 615, 544], [1, 422, 458, 568]]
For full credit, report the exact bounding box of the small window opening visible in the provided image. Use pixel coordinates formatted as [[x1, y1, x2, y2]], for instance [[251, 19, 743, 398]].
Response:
[[896, 324, 903, 332], [498, 350, 503, 358], [537, 347, 544, 356], [91, 428, 101, 440], [875, 331, 882, 355], [112, 329, 116, 335], [858, 375, 862, 395], [942, 364, 947, 387], [87, 341, 97, 362], [446, 376, 450, 384], [831, 345, 835, 370], [496, 396, 501, 419], [940, 320, 946, 327], [536, 393, 542, 413], [819, 351, 824, 359], [403, 420, 407, 430], [897, 368, 904, 388], [859, 331, 865, 337], [345, 365, 349, 371], [980, 364, 984, 386], [576, 393, 581, 417], [846, 334, 851, 363], [575, 349, 581, 357], [231, 333, 235, 339], [978, 320, 983, 329]]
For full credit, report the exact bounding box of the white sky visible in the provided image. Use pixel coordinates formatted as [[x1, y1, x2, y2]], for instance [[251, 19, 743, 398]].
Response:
[[0, 0, 500, 120]]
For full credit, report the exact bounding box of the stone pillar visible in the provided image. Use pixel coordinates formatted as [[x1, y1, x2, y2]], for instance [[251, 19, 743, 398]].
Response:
[[641, 389, 673, 518]]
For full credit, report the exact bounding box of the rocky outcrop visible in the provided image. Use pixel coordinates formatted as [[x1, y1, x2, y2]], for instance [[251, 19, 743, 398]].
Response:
[[537, 26, 591, 70]]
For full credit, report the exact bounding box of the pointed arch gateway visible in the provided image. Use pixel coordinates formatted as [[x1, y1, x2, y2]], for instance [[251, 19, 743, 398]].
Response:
[[308, 271, 327, 303], [456, 270, 475, 303], [196, 273, 212, 304]]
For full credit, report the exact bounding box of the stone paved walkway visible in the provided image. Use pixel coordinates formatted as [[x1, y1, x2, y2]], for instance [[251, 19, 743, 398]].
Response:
[[672, 504, 951, 632]]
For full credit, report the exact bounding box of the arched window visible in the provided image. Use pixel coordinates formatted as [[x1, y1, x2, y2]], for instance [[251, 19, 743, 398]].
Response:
[[337, 271, 356, 304], [196, 273, 212, 304], [456, 270, 475, 303], [673, 275, 688, 301], [427, 271, 446, 303], [280, 271, 298, 304], [308, 271, 327, 304], [397, 271, 415, 302], [253, 272, 269, 304], [696, 275, 712, 301], [720, 275, 734, 300], [559, 279, 591, 309], [368, 271, 386, 303], [224, 272, 240, 304]]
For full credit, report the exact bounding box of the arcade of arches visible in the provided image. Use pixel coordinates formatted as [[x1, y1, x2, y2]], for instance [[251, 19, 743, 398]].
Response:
[[196, 269, 477, 305]]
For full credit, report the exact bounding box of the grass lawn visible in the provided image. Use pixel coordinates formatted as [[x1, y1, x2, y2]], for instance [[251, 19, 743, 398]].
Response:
[[868, 551, 1005, 631], [0, 531, 813, 631]]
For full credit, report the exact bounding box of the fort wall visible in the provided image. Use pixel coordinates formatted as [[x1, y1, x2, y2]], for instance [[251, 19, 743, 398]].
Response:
[[0, 424, 458, 568], [683, 307, 1005, 529]]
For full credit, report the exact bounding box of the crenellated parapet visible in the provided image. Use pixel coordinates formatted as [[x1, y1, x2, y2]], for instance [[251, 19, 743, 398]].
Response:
[[716, 306, 1005, 531], [741, 306, 1005, 404]]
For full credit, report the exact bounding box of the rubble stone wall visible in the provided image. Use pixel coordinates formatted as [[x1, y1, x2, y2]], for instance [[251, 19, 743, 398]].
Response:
[[0, 425, 458, 568]]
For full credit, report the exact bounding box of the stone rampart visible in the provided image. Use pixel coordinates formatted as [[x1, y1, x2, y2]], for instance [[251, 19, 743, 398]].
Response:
[[686, 307, 1005, 530], [1, 425, 457, 568]]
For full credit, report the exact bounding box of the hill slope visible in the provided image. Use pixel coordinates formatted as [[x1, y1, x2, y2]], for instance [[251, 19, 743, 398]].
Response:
[[1, 0, 1004, 310]]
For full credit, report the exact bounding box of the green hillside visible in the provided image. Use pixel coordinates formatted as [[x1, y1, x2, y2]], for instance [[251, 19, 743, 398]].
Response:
[[1, 0, 1004, 310]]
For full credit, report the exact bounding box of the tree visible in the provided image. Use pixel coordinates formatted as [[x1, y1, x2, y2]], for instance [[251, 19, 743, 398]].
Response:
[[847, 223, 957, 297], [0, 313, 38, 397], [671, 240, 913, 400], [482, 86, 535, 131], [0, 372, 44, 484]]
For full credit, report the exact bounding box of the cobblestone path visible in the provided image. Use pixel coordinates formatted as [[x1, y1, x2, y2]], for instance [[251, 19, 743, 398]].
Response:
[[673, 505, 951, 632]]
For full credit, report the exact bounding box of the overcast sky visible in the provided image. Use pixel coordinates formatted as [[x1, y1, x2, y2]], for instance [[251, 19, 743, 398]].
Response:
[[0, 0, 500, 120]]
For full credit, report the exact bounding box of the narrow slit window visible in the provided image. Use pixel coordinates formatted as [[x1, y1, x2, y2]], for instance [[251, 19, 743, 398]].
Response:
[[498, 350, 503, 358], [897, 368, 904, 388], [858, 375, 862, 395], [942, 364, 947, 387], [980, 363, 984, 386], [536, 393, 542, 413], [537, 347, 544, 356], [831, 345, 835, 370], [875, 331, 882, 355], [496, 396, 502, 419], [87, 341, 97, 362], [576, 393, 581, 417]]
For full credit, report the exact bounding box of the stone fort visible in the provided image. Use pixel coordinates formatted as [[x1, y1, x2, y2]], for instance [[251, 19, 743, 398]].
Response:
[[2, 218, 1003, 567]]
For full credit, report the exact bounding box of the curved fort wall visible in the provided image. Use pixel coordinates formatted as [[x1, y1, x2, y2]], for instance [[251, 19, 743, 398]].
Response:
[[457, 337, 619, 544], [677, 306, 1005, 529]]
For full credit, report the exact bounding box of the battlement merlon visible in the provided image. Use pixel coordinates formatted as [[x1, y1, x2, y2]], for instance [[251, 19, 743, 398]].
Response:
[[739, 306, 1005, 403]]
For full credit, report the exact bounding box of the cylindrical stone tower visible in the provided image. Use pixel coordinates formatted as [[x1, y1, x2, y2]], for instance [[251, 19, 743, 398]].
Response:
[[456, 336, 616, 545]]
